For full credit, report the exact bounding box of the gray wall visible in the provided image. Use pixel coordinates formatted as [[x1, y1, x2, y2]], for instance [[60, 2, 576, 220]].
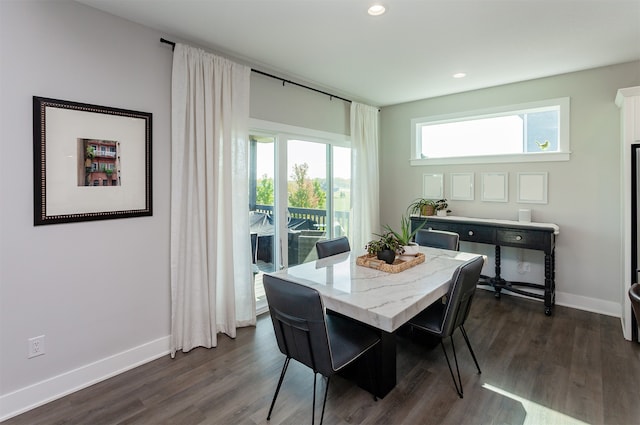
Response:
[[0, 0, 173, 405], [0, 0, 348, 418], [379, 61, 640, 314], [250, 71, 350, 134]]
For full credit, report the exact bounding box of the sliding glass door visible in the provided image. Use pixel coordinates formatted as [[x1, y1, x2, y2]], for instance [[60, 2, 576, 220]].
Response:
[[286, 139, 329, 266], [249, 124, 350, 313]]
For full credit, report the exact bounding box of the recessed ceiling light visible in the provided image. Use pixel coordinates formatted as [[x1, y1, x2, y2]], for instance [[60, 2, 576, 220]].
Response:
[[368, 4, 386, 16], [453, 72, 467, 79]]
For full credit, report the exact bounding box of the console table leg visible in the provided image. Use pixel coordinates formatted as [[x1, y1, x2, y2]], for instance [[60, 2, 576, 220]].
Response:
[[493, 245, 502, 298], [544, 252, 555, 316]]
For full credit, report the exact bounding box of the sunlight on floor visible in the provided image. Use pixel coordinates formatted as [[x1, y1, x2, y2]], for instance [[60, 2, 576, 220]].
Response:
[[482, 383, 588, 425]]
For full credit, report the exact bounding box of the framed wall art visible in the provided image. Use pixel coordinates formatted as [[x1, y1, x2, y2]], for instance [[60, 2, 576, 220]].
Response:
[[481, 172, 508, 202], [517, 172, 548, 204], [450, 172, 474, 201], [33, 96, 152, 225], [422, 173, 444, 199]]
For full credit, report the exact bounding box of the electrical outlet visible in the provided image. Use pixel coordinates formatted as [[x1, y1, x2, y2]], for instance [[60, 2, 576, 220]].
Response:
[[28, 335, 45, 358], [517, 262, 531, 274]]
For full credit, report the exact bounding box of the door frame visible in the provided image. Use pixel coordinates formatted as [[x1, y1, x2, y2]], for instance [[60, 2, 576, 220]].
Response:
[[631, 143, 639, 342]]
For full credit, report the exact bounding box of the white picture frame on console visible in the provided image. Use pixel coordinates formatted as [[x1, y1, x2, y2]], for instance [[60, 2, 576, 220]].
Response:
[[450, 173, 474, 200], [517, 172, 548, 204], [423, 173, 444, 199], [481, 172, 508, 202]]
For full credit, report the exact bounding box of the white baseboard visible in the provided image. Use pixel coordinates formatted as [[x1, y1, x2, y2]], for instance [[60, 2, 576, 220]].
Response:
[[555, 291, 621, 318], [0, 335, 170, 422], [478, 286, 622, 317]]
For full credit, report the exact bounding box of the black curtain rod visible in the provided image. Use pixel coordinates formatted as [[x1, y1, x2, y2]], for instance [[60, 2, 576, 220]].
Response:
[[161, 38, 352, 104]]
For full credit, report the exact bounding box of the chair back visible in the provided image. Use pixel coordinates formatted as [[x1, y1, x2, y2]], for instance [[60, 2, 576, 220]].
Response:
[[316, 236, 351, 259], [630, 283, 640, 323], [263, 275, 334, 377], [440, 256, 484, 338], [415, 229, 460, 251]]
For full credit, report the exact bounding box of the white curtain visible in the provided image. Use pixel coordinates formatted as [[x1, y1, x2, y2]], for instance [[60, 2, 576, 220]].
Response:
[[350, 102, 380, 252], [170, 43, 255, 356]]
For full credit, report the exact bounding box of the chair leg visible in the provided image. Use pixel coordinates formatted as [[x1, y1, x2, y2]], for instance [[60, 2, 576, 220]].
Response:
[[319, 375, 330, 425], [460, 325, 481, 374], [312, 373, 317, 425], [440, 337, 464, 398], [267, 357, 290, 420]]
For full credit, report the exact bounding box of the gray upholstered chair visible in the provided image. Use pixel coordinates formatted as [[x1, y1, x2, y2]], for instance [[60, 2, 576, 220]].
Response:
[[408, 256, 484, 398], [630, 283, 640, 326], [263, 275, 380, 425], [415, 229, 460, 251], [315, 236, 351, 259]]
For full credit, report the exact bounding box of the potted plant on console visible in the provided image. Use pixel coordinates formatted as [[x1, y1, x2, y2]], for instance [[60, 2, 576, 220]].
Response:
[[365, 232, 401, 265], [383, 215, 426, 256], [408, 198, 436, 217], [434, 199, 451, 217]]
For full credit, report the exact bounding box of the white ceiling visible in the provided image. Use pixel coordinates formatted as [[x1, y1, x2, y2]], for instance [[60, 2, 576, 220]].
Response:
[[76, 0, 640, 107]]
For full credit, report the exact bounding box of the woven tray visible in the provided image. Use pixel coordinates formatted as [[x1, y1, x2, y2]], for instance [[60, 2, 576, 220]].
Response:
[[356, 252, 425, 273]]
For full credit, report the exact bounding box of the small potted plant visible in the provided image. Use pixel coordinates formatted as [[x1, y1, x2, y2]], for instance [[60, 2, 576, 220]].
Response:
[[383, 215, 426, 256], [434, 199, 451, 217], [365, 232, 401, 264], [407, 198, 436, 217]]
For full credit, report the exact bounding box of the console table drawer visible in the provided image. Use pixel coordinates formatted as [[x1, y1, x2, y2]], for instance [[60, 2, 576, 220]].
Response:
[[496, 229, 546, 249], [425, 222, 493, 244], [456, 225, 494, 243]]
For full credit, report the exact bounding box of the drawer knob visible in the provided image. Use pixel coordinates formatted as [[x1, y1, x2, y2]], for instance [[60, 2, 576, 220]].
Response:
[[468, 230, 474, 236], [516, 235, 522, 241]]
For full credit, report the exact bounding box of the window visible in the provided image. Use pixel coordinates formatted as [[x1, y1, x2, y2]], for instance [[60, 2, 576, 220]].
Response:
[[411, 98, 570, 165]]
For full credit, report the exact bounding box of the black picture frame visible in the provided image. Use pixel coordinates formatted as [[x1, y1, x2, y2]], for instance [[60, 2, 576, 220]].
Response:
[[33, 96, 152, 225]]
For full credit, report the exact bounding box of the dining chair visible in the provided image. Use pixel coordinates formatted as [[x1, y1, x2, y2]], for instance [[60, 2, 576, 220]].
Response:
[[415, 229, 460, 251], [315, 236, 351, 259], [263, 275, 380, 425], [408, 255, 484, 398], [630, 282, 640, 325]]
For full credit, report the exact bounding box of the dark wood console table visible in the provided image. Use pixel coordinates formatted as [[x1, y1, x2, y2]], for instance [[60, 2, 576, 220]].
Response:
[[411, 216, 559, 315]]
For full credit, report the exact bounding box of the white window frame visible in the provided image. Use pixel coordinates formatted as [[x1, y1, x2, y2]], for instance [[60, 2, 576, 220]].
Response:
[[249, 118, 350, 270], [410, 97, 571, 165]]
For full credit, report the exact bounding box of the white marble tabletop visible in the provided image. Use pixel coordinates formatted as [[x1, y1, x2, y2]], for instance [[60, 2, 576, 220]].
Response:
[[266, 246, 484, 333]]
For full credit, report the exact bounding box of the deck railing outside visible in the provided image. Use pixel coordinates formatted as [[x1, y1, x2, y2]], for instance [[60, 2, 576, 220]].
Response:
[[253, 204, 350, 236]]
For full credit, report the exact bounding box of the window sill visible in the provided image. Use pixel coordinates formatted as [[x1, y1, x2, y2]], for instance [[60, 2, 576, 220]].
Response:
[[410, 151, 571, 166]]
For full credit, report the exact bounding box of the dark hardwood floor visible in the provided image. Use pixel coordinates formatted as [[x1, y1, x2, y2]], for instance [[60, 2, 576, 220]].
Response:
[[5, 290, 640, 425]]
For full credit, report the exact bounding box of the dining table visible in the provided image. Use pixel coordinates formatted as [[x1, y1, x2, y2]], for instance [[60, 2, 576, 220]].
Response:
[[265, 246, 484, 397]]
